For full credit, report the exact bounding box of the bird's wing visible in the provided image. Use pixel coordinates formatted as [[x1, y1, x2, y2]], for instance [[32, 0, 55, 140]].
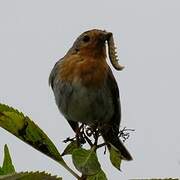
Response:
[[49, 58, 79, 132], [49, 59, 62, 89], [101, 67, 132, 160], [107, 67, 121, 134]]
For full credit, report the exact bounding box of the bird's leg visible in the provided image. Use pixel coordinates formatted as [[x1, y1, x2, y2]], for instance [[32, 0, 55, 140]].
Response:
[[82, 125, 94, 147], [94, 123, 109, 150], [85, 125, 100, 147], [63, 136, 76, 143], [82, 125, 99, 148], [83, 132, 93, 148], [93, 127, 100, 146], [75, 123, 86, 147]]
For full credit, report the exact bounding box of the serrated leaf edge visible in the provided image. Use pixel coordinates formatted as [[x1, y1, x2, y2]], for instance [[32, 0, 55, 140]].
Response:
[[0, 171, 62, 179]]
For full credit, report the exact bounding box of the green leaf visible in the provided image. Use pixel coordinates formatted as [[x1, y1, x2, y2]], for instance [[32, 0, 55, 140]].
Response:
[[2, 145, 15, 175], [109, 144, 122, 170], [0, 171, 62, 180], [72, 148, 101, 175], [0, 168, 3, 175], [62, 141, 78, 156], [87, 170, 107, 180], [0, 103, 65, 166]]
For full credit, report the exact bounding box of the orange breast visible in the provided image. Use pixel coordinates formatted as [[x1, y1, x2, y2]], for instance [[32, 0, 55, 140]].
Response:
[[58, 54, 109, 88]]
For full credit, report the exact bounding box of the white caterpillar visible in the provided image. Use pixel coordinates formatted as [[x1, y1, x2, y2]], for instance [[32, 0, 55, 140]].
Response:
[[107, 34, 124, 71]]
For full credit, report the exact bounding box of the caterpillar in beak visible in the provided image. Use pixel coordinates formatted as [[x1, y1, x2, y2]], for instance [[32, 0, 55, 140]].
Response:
[[107, 34, 124, 71]]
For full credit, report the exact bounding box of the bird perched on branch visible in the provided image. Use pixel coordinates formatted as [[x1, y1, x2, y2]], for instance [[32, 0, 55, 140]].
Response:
[[49, 29, 132, 161]]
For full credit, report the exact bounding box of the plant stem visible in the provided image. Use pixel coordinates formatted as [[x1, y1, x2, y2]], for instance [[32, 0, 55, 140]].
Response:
[[59, 161, 80, 179]]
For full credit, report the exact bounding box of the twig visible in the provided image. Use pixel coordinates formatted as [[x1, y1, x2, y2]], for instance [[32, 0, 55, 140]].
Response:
[[96, 142, 107, 149], [118, 127, 135, 142], [83, 132, 93, 147]]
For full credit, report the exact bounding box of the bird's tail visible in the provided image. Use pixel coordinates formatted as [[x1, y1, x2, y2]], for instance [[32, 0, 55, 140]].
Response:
[[102, 130, 133, 161]]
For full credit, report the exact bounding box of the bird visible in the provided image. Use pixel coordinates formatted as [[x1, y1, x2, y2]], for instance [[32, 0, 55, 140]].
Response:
[[49, 29, 132, 161]]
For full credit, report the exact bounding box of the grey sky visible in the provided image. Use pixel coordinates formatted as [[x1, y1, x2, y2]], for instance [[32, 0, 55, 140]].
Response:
[[0, 0, 180, 179]]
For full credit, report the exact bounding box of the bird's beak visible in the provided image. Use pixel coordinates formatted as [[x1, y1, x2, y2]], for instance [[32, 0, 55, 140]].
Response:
[[104, 32, 113, 40], [100, 31, 112, 42]]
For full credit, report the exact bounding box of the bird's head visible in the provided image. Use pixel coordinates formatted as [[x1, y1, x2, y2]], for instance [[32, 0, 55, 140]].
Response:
[[68, 29, 124, 70], [71, 29, 111, 57]]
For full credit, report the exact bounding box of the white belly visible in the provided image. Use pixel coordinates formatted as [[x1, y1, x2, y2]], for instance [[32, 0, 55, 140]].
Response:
[[56, 82, 114, 125]]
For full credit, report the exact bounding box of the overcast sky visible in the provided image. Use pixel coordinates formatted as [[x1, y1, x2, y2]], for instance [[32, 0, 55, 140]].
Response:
[[0, 0, 180, 179]]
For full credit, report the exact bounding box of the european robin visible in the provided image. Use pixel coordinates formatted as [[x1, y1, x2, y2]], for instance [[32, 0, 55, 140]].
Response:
[[49, 29, 132, 161]]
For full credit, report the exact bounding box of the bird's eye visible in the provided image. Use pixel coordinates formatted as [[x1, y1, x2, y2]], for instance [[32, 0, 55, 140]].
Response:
[[82, 35, 90, 43]]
